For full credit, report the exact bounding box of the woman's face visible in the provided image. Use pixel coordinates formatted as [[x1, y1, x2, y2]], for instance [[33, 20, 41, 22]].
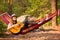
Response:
[[28, 16, 30, 20], [12, 17, 17, 21]]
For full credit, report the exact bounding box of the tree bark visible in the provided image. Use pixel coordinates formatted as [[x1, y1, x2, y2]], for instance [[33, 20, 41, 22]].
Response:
[[50, 0, 57, 29], [8, 0, 12, 15]]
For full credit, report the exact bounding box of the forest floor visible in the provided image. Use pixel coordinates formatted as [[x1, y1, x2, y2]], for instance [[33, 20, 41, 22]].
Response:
[[0, 27, 60, 40]]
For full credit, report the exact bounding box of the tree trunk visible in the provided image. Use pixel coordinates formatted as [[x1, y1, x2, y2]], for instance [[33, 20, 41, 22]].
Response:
[[50, 0, 57, 29], [8, 0, 12, 15]]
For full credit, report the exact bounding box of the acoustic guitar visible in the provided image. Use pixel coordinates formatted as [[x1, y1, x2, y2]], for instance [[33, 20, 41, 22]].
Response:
[[9, 22, 24, 34]]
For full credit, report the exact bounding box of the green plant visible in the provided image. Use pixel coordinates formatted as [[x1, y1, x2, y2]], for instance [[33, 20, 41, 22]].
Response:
[[0, 20, 7, 36]]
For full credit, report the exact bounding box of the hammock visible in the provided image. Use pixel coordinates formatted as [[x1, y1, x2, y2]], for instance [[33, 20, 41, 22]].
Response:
[[21, 10, 60, 34], [0, 10, 60, 34], [0, 12, 11, 25]]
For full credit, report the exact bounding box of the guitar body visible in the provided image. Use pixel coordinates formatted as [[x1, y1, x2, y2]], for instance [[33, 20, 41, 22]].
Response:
[[9, 23, 24, 34]]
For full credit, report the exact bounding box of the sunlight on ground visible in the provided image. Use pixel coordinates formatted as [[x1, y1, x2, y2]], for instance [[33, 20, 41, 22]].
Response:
[[57, 25, 60, 31]]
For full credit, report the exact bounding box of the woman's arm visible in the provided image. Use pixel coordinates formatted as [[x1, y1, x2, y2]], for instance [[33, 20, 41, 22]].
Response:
[[7, 23, 12, 30]]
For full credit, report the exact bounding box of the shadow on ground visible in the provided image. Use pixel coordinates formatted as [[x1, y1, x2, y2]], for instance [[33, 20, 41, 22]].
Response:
[[0, 29, 60, 40]]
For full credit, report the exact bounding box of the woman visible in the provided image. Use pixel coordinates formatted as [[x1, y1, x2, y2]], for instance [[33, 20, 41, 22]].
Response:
[[7, 14, 20, 30]]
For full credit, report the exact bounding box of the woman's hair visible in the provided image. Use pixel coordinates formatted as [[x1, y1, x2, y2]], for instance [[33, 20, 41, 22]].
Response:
[[11, 14, 17, 18], [23, 16, 29, 23], [11, 14, 17, 24]]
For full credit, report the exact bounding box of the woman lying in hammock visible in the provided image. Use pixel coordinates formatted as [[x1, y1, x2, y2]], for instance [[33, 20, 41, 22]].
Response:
[[7, 14, 37, 34]]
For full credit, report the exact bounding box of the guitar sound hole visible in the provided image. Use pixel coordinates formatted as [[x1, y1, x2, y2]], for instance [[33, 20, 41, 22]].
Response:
[[12, 27, 17, 31]]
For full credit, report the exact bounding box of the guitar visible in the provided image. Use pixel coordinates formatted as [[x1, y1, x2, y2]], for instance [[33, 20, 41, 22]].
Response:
[[9, 22, 24, 34]]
